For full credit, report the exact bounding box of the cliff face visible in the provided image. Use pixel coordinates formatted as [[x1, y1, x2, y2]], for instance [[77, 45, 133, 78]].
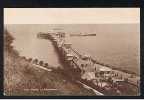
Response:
[[4, 30, 95, 96]]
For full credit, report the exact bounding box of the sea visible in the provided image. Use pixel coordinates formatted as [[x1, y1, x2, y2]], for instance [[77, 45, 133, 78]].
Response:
[[5, 24, 140, 75]]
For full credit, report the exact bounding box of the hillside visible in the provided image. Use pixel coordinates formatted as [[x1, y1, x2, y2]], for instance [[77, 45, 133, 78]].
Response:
[[4, 29, 95, 96]]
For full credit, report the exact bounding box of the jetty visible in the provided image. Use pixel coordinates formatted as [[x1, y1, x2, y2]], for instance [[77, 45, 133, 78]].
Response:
[[70, 33, 96, 36], [37, 32, 140, 96]]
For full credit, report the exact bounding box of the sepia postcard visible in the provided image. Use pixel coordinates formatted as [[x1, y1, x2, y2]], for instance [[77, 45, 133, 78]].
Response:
[[4, 8, 140, 96]]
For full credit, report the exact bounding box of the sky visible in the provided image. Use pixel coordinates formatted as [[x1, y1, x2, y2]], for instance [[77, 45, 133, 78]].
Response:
[[4, 8, 140, 24]]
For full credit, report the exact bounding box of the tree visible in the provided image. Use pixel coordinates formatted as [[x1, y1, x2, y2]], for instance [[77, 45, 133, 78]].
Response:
[[44, 63, 48, 67], [33, 58, 38, 64], [28, 58, 32, 62], [39, 61, 44, 66], [4, 29, 14, 47]]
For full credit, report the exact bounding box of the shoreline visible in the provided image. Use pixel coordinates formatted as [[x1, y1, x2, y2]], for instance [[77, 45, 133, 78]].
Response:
[[37, 32, 140, 96]]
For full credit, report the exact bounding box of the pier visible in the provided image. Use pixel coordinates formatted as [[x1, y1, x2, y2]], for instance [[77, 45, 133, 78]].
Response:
[[37, 32, 140, 96]]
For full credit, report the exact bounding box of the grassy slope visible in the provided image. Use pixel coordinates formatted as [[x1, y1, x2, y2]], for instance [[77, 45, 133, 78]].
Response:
[[4, 30, 95, 96]]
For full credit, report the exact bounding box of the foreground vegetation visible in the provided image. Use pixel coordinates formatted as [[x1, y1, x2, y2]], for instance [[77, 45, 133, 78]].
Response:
[[4, 29, 95, 96]]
